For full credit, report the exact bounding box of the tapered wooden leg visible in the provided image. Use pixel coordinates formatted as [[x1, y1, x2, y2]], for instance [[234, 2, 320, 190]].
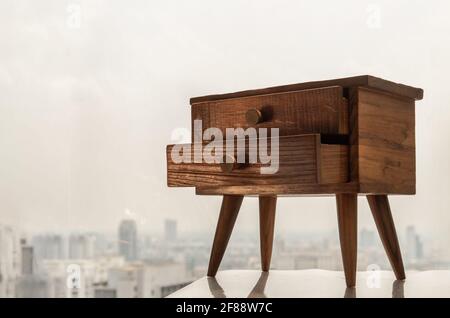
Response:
[[367, 195, 406, 280], [207, 195, 244, 277], [336, 194, 358, 287], [259, 196, 277, 272]]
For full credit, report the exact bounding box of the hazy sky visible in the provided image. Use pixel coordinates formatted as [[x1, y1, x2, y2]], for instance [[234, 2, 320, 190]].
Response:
[[1, 1, 450, 250]]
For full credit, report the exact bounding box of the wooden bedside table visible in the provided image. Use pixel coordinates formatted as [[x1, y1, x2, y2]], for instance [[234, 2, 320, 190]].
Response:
[[166, 75, 423, 287]]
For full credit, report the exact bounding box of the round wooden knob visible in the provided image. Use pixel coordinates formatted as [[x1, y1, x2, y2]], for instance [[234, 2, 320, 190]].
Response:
[[220, 154, 238, 173], [245, 108, 263, 125]]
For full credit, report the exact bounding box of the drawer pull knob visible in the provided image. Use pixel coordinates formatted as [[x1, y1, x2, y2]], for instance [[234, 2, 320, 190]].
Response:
[[246, 109, 263, 125], [220, 155, 238, 173]]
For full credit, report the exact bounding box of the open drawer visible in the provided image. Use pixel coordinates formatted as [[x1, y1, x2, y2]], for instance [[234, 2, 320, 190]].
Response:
[[166, 134, 348, 188]]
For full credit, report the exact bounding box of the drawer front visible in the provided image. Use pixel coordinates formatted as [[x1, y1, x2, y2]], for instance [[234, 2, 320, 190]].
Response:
[[191, 86, 348, 142], [167, 134, 348, 188]]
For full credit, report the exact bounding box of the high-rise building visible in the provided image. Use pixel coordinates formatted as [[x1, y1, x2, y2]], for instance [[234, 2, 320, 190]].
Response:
[[69, 234, 95, 259], [164, 219, 177, 242], [415, 236, 424, 260], [32, 234, 65, 260], [118, 220, 138, 261], [0, 225, 20, 297], [15, 239, 50, 298], [406, 226, 423, 261], [21, 242, 34, 276]]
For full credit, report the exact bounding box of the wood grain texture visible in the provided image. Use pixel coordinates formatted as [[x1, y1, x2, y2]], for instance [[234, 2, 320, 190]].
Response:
[[191, 86, 349, 140], [367, 195, 406, 280], [319, 144, 349, 184], [336, 193, 358, 288], [190, 75, 423, 104], [207, 195, 244, 277], [348, 87, 360, 184], [354, 87, 415, 194], [259, 196, 277, 272], [167, 134, 349, 188], [195, 182, 359, 196]]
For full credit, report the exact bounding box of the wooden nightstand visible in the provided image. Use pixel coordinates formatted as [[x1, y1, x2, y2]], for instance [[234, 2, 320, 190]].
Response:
[[166, 75, 423, 287]]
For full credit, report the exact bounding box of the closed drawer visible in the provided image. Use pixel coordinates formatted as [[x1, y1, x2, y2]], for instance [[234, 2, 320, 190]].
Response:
[[166, 134, 348, 188], [191, 86, 348, 142]]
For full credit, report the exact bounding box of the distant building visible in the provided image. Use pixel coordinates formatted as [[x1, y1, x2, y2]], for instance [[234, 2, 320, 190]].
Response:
[[416, 237, 424, 259], [139, 260, 190, 297], [164, 219, 178, 242], [21, 244, 34, 275], [274, 250, 342, 271], [94, 288, 117, 298], [41, 259, 98, 298], [32, 234, 65, 260], [15, 275, 50, 298], [406, 226, 423, 261], [108, 265, 140, 298], [39, 256, 125, 298], [118, 220, 138, 261], [69, 234, 95, 259], [0, 225, 20, 297], [107, 260, 190, 298], [15, 239, 50, 298], [359, 228, 376, 249], [274, 235, 285, 254]]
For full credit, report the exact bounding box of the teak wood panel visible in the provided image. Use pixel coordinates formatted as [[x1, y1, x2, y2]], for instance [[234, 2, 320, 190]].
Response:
[[195, 182, 359, 196], [350, 87, 415, 194], [191, 86, 349, 141], [207, 195, 243, 277], [367, 195, 406, 280], [166, 134, 349, 188], [336, 193, 358, 287], [259, 196, 277, 272], [190, 75, 423, 104]]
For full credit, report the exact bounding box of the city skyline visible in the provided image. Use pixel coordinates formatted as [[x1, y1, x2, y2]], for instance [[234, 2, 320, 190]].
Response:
[[0, 218, 441, 264], [2, 217, 447, 298]]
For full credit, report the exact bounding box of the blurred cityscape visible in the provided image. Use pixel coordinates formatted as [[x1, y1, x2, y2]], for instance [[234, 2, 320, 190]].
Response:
[[1, 219, 449, 298]]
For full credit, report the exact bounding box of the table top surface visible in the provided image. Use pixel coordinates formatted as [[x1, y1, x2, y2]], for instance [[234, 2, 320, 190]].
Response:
[[168, 269, 450, 298], [190, 75, 424, 104]]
